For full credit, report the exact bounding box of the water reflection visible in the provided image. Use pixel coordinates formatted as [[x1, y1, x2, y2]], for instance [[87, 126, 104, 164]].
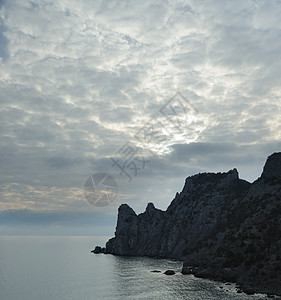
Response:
[[110, 255, 266, 300]]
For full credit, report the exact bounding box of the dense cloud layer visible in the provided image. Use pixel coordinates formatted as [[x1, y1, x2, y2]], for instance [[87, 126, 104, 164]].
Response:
[[0, 0, 281, 234]]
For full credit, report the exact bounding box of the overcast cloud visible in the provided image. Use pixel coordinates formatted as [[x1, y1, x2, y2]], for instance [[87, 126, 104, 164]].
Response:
[[0, 0, 281, 235]]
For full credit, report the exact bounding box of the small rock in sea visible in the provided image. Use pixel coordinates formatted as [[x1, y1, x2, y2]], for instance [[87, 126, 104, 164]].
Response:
[[236, 289, 243, 293], [151, 270, 161, 273], [91, 246, 102, 254], [225, 282, 231, 286], [267, 294, 275, 299], [181, 266, 196, 275], [219, 286, 223, 289], [164, 270, 175, 275]]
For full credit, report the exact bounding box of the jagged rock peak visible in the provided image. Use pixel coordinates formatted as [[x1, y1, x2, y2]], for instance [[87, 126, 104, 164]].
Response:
[[181, 168, 239, 194], [145, 202, 155, 213], [118, 204, 136, 217], [190, 168, 238, 182], [261, 152, 281, 179], [225, 168, 239, 182], [228, 168, 239, 177]]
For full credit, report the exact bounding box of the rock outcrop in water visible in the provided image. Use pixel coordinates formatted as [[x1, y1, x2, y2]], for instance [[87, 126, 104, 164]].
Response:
[[105, 153, 281, 296]]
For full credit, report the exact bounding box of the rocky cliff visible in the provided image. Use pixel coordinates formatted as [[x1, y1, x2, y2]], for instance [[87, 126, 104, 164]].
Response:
[[105, 153, 281, 296]]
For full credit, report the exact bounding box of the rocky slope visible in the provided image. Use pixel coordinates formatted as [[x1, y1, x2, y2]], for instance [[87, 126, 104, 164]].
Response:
[[104, 153, 281, 296]]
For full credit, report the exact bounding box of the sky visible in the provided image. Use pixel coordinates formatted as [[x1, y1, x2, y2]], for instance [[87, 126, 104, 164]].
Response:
[[1, 0, 281, 236]]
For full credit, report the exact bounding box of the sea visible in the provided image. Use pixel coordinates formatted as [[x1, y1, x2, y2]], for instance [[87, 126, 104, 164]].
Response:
[[0, 236, 270, 300]]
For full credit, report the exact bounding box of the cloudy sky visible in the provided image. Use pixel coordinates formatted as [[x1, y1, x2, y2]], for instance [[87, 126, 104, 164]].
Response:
[[1, 0, 281, 236]]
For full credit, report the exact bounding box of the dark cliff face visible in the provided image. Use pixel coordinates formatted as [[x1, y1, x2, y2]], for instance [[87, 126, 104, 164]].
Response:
[[106, 202, 166, 257], [105, 152, 281, 295], [106, 168, 251, 258], [261, 152, 281, 179]]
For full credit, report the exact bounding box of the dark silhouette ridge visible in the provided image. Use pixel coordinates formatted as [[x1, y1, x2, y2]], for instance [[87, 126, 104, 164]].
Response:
[[101, 153, 281, 296]]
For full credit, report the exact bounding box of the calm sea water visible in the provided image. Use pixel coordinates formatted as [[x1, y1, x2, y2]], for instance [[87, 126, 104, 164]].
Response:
[[0, 236, 268, 300]]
